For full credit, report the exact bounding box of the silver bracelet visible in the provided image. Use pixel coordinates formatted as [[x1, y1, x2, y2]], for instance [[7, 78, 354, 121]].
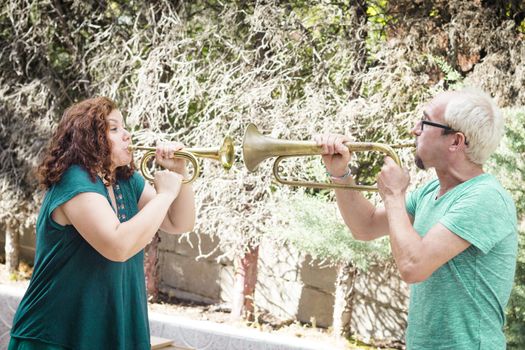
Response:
[[326, 167, 351, 180]]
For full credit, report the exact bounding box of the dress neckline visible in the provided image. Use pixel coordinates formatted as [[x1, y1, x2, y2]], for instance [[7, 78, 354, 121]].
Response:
[[104, 180, 127, 221]]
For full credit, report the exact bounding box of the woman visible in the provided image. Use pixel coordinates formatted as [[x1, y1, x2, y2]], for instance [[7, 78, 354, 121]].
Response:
[[9, 97, 195, 350]]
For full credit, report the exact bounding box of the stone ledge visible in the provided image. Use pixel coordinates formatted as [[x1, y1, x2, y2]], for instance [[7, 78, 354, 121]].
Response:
[[150, 312, 333, 350]]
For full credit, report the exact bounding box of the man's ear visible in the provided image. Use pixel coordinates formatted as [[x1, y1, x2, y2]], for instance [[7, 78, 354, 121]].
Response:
[[451, 132, 466, 148], [448, 133, 460, 151]]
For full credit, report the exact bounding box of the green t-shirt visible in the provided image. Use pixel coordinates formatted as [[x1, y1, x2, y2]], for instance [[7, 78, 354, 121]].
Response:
[[405, 173, 517, 350], [10, 165, 149, 350]]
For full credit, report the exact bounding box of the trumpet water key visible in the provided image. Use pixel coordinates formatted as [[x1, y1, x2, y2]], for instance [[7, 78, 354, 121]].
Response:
[[130, 136, 235, 183], [242, 123, 415, 191]]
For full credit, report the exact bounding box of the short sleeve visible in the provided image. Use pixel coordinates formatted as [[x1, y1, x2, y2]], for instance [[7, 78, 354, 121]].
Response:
[[46, 165, 107, 229], [406, 190, 417, 217], [439, 186, 517, 254]]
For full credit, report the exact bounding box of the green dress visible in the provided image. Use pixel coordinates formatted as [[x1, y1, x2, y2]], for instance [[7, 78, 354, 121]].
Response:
[[9, 165, 149, 350]]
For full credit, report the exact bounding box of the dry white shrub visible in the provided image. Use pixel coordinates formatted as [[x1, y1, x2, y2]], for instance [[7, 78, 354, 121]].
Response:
[[1, 0, 523, 265]]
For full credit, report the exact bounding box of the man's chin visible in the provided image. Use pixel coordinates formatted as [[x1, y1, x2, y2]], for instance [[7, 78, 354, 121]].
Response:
[[415, 157, 425, 170]]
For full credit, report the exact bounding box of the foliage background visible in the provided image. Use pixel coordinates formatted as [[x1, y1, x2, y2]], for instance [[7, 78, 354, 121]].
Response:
[[1, 0, 524, 347]]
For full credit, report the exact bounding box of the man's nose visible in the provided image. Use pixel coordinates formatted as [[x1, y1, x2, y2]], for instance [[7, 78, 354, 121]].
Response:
[[411, 122, 421, 136]]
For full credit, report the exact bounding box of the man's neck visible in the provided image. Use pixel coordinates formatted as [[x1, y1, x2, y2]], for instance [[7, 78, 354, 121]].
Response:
[[434, 161, 484, 197]]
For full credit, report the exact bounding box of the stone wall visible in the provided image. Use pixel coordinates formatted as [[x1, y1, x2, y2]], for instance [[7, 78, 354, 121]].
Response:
[[351, 264, 408, 343], [157, 231, 408, 343], [0, 226, 35, 263], [157, 231, 233, 304]]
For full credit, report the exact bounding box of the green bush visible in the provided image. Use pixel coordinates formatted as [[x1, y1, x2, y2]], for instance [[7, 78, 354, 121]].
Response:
[[269, 192, 391, 270], [488, 108, 525, 349]]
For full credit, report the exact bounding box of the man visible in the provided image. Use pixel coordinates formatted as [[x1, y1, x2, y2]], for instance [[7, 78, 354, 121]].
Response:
[[315, 88, 517, 349]]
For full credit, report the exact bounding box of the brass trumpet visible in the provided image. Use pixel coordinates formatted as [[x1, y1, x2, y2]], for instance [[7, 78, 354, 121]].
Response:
[[129, 136, 235, 183], [242, 123, 415, 191]]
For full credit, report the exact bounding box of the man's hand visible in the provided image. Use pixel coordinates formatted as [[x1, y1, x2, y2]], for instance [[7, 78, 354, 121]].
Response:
[[314, 133, 352, 177], [377, 157, 410, 200]]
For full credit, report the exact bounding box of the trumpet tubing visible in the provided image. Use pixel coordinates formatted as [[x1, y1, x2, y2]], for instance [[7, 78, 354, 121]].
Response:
[[242, 123, 415, 191], [130, 136, 235, 183]]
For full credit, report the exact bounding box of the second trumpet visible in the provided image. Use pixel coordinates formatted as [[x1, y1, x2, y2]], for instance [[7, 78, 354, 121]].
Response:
[[242, 123, 415, 191], [130, 136, 235, 183]]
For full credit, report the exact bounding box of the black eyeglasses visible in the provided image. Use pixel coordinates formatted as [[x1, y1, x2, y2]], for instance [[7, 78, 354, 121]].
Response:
[[418, 120, 469, 145], [420, 120, 453, 131]]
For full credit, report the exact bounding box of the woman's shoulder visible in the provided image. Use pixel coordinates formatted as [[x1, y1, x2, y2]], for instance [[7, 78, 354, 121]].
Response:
[[57, 164, 103, 190], [42, 165, 106, 213]]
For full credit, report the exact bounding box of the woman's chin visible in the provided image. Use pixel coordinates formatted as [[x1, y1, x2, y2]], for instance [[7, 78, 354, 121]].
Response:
[[115, 158, 132, 168]]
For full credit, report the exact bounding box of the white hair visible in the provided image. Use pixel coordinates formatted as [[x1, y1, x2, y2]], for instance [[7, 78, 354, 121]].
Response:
[[443, 88, 504, 165]]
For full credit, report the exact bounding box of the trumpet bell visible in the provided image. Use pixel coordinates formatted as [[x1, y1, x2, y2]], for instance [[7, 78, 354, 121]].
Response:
[[242, 123, 321, 172], [218, 136, 235, 170], [243, 124, 270, 172]]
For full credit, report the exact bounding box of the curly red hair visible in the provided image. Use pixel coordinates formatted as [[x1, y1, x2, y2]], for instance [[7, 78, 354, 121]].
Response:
[[38, 96, 135, 188]]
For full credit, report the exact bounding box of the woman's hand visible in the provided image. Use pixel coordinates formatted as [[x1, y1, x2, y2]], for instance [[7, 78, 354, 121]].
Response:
[[155, 142, 188, 176], [314, 133, 352, 178], [153, 170, 184, 200]]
